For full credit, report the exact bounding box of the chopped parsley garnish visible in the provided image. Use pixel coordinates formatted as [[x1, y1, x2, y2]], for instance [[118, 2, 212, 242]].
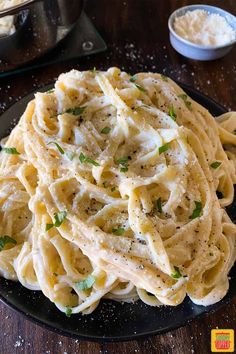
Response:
[[117, 156, 129, 165], [209, 252, 213, 256], [130, 75, 137, 82], [130, 76, 146, 92], [54, 211, 67, 227], [46, 211, 67, 231], [46, 89, 54, 94], [185, 101, 192, 110], [189, 201, 202, 220], [171, 266, 182, 279], [48, 142, 75, 161], [66, 151, 76, 161], [120, 166, 128, 173], [117, 156, 129, 172], [178, 94, 192, 111], [134, 83, 146, 92], [0, 235, 17, 251], [156, 197, 163, 213], [51, 106, 86, 118], [112, 227, 125, 235], [210, 161, 221, 169], [48, 142, 65, 155], [161, 74, 168, 82], [79, 152, 100, 166], [77, 275, 95, 291], [2, 147, 20, 155], [168, 105, 177, 121], [65, 107, 86, 116], [111, 186, 116, 192], [101, 126, 111, 134], [53, 272, 58, 276], [46, 224, 53, 232], [65, 307, 72, 317], [159, 143, 170, 155]]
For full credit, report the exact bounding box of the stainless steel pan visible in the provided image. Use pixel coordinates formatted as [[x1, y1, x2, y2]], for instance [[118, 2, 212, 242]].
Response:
[[0, 0, 83, 25], [0, 0, 40, 17], [0, 0, 84, 70]]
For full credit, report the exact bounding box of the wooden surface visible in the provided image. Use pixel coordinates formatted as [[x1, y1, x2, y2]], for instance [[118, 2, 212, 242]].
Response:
[[0, 0, 236, 353]]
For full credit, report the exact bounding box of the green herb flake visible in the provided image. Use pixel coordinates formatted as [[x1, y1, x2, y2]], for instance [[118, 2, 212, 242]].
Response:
[[46, 89, 54, 94], [130, 75, 146, 92], [77, 275, 95, 291], [66, 151, 76, 161], [178, 94, 192, 111], [79, 152, 100, 167], [134, 83, 146, 93], [117, 156, 129, 172], [112, 227, 125, 236], [159, 143, 170, 155], [189, 201, 202, 220], [111, 186, 116, 192], [130, 75, 137, 83], [48, 142, 65, 155], [54, 211, 67, 227], [79, 152, 86, 163], [117, 156, 129, 165], [84, 156, 100, 167], [168, 105, 177, 121], [65, 106, 86, 116], [2, 147, 20, 155], [171, 266, 182, 279], [210, 161, 221, 169], [101, 126, 111, 134], [46, 211, 67, 231], [209, 252, 213, 256], [45, 223, 54, 231], [161, 74, 168, 82], [53, 272, 58, 276], [65, 307, 72, 317], [186, 101, 192, 110], [156, 197, 163, 213], [178, 93, 188, 100], [0, 235, 17, 251], [120, 166, 128, 173]]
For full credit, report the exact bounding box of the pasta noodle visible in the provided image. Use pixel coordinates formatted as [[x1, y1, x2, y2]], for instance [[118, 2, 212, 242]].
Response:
[[0, 67, 235, 315]]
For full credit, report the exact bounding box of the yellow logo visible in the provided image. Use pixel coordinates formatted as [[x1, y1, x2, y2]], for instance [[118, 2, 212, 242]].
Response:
[[211, 329, 234, 352]]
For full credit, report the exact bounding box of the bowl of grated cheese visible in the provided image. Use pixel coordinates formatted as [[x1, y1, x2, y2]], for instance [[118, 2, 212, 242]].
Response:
[[168, 4, 236, 61]]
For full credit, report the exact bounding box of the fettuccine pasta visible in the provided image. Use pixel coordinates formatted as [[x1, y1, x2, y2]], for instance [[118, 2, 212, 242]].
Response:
[[0, 67, 235, 315]]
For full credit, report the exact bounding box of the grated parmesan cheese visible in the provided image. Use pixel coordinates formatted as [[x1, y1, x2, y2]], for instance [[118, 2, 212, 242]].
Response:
[[174, 9, 236, 46]]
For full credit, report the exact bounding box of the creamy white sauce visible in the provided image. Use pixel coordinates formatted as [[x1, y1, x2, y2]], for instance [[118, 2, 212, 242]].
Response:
[[174, 9, 236, 46]]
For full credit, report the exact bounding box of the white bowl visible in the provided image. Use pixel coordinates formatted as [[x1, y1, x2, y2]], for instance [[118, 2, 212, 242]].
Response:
[[168, 4, 236, 61]]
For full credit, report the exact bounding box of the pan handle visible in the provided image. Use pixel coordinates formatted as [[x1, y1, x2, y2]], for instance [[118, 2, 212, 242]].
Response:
[[0, 0, 42, 18]]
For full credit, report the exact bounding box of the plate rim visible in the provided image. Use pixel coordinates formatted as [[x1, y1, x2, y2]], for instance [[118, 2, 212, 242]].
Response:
[[0, 280, 234, 342], [0, 81, 235, 342]]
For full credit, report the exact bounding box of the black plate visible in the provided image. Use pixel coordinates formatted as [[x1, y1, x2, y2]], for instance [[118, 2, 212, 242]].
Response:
[[0, 83, 235, 342]]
